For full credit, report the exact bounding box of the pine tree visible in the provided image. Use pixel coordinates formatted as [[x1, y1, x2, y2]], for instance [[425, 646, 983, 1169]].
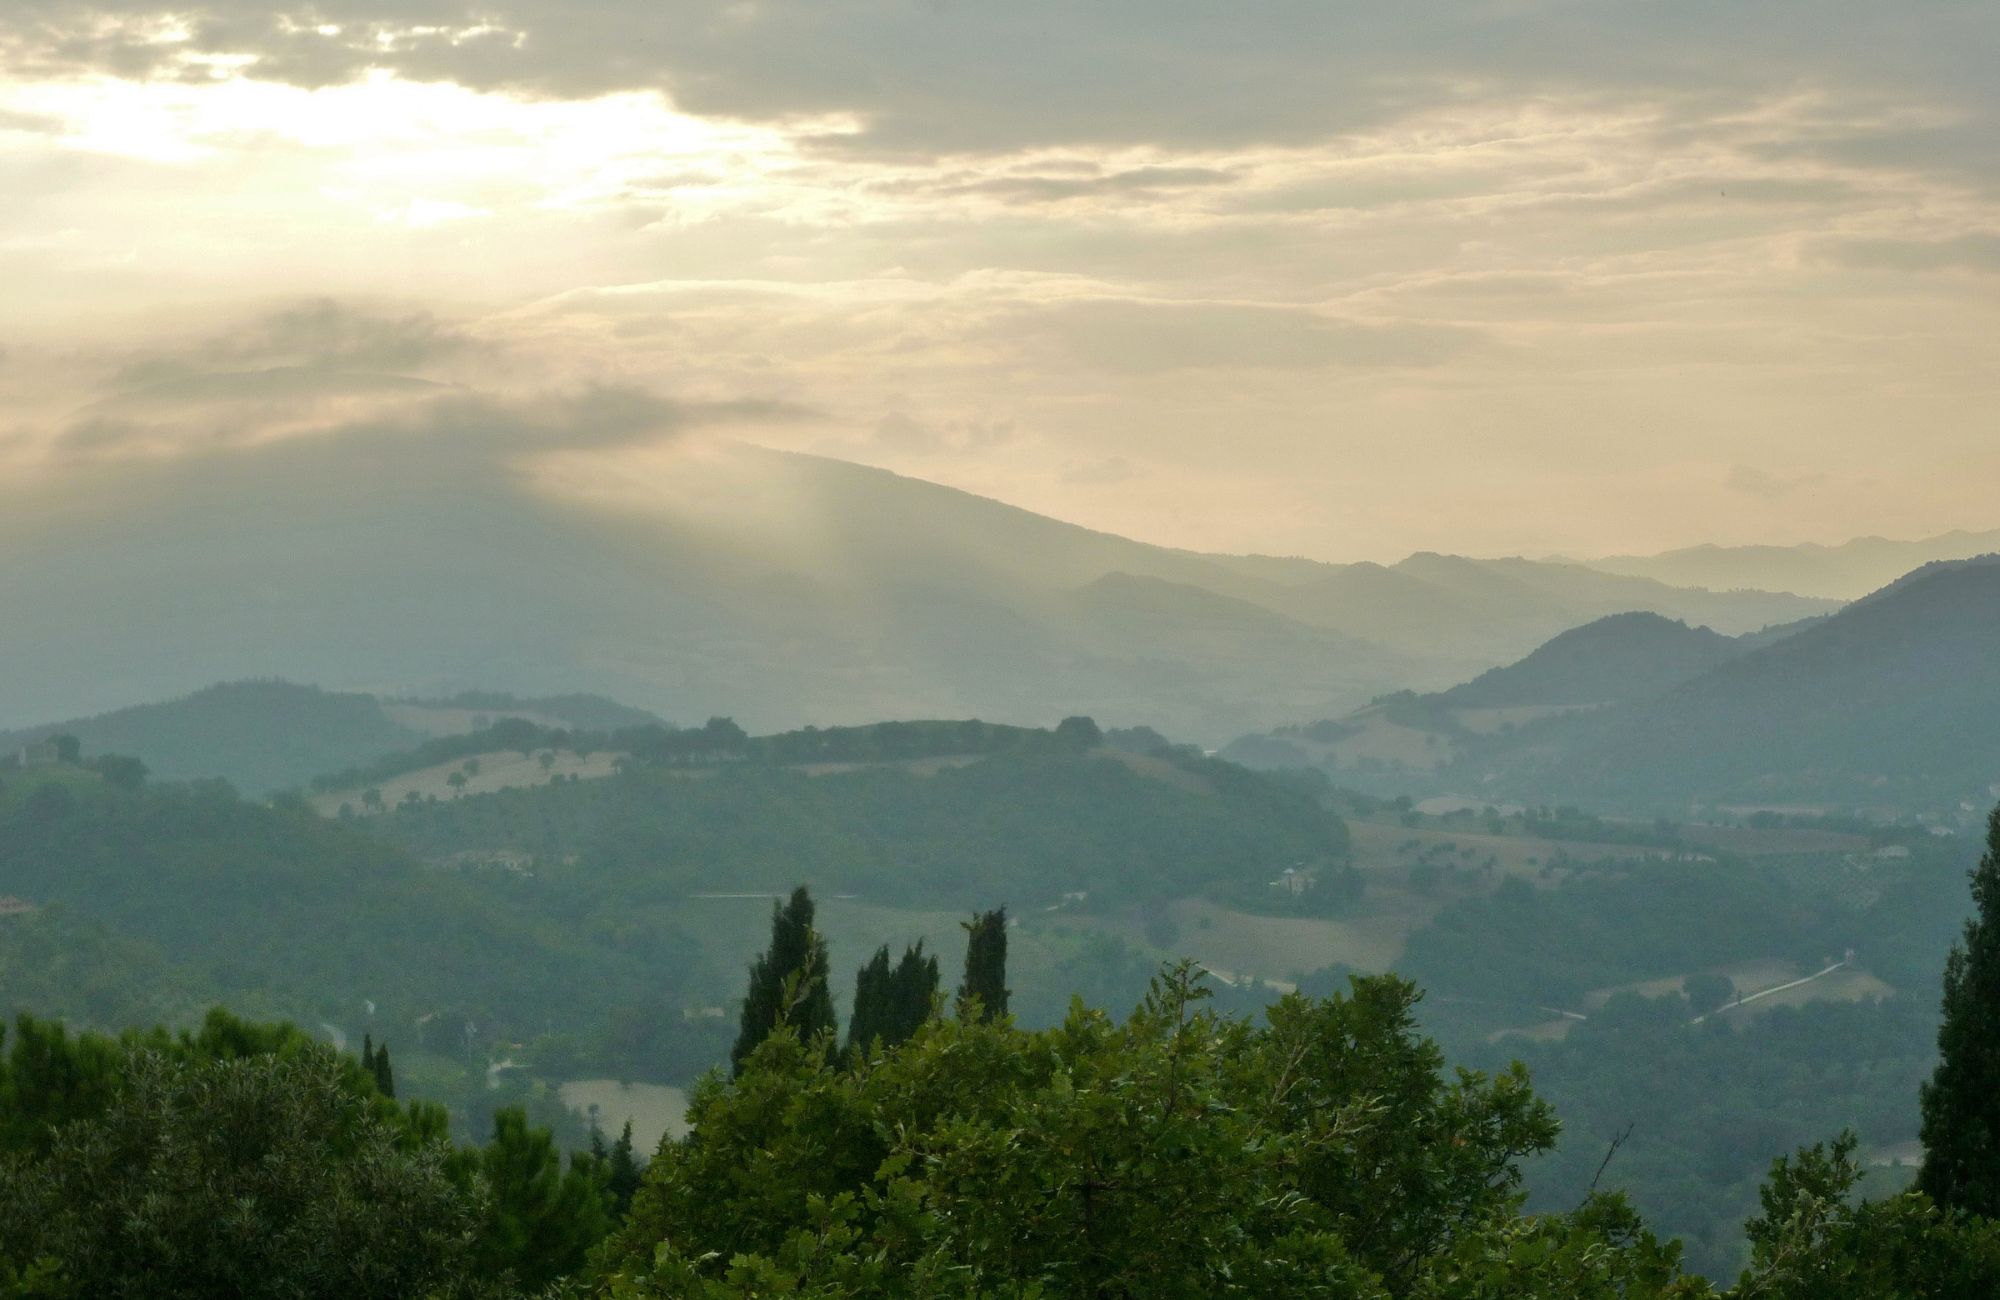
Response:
[[731, 885, 835, 1074], [957, 908, 1010, 1023], [1920, 806, 2000, 1214]]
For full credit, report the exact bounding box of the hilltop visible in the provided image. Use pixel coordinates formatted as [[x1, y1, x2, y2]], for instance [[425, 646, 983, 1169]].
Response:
[[1438, 612, 1745, 709], [0, 681, 663, 795]]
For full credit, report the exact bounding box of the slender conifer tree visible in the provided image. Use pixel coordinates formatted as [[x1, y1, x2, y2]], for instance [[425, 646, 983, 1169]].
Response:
[[1920, 806, 2000, 1213], [731, 886, 835, 1073], [957, 909, 1010, 1023]]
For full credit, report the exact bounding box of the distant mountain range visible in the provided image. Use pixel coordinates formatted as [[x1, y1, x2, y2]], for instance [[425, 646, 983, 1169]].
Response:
[[1227, 557, 2000, 816], [0, 440, 1832, 741], [1580, 530, 2000, 600]]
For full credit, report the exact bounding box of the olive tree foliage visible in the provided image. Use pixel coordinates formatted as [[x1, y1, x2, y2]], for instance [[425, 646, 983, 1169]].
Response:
[[596, 965, 1704, 1300], [0, 1049, 485, 1300], [1730, 1132, 2000, 1299]]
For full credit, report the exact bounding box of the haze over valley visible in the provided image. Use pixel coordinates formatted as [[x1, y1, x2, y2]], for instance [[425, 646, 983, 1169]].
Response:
[[5, 2, 2000, 1295]]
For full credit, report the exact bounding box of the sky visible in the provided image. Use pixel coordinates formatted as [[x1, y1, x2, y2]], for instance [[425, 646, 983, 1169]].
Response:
[[2, 1, 1997, 562]]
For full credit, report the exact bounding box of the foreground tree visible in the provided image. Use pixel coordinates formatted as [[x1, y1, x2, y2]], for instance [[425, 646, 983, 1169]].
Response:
[[464, 1107, 612, 1292], [731, 886, 835, 1074], [1919, 806, 2000, 1215], [956, 907, 1009, 1022], [0, 1050, 481, 1300], [599, 965, 1708, 1299], [1733, 1132, 2000, 1298]]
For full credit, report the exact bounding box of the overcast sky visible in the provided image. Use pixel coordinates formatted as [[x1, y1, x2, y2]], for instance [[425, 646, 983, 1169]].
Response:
[[3, 2, 1997, 561]]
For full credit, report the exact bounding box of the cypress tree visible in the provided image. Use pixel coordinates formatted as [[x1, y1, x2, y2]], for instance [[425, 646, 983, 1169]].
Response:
[[846, 945, 895, 1057], [847, 942, 939, 1058], [361, 1033, 375, 1076], [1920, 805, 2000, 1214], [372, 1043, 395, 1099], [957, 908, 1010, 1023], [731, 885, 835, 1074], [890, 941, 939, 1041]]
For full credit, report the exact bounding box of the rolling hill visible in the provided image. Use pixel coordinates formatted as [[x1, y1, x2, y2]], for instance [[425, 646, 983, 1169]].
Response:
[[1437, 612, 1746, 709], [0, 681, 664, 795]]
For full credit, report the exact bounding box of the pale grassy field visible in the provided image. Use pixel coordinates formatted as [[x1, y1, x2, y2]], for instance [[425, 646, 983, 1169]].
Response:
[[380, 702, 578, 737], [313, 748, 627, 815], [1347, 819, 1669, 883], [1718, 966, 1895, 1020], [1581, 958, 1803, 1012], [1493, 958, 1895, 1042]]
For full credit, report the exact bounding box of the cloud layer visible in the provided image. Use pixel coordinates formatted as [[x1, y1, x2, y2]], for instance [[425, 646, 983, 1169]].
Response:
[[1, 3, 1997, 558]]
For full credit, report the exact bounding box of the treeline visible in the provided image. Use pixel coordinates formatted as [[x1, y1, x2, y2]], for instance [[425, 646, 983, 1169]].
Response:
[[371, 745, 1351, 909], [726, 887, 1012, 1073], [311, 713, 1121, 796]]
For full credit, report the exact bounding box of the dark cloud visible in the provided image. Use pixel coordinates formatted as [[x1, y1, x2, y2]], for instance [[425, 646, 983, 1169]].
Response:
[[1014, 299, 1479, 372], [5, 2, 1994, 158], [951, 166, 1237, 204], [1826, 232, 2000, 274], [57, 381, 814, 459], [110, 298, 482, 392]]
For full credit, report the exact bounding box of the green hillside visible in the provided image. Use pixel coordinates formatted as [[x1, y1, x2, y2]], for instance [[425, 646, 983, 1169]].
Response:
[[0, 681, 421, 795]]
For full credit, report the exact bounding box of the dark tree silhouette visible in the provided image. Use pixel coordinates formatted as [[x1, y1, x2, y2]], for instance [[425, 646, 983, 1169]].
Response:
[[846, 941, 937, 1057], [1920, 806, 2000, 1214], [957, 908, 1010, 1023], [731, 886, 834, 1074]]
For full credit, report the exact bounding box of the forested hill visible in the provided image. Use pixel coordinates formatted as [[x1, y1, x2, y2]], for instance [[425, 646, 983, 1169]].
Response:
[[0, 763, 716, 1066], [0, 681, 421, 795], [1438, 611, 1746, 708], [363, 741, 1350, 911]]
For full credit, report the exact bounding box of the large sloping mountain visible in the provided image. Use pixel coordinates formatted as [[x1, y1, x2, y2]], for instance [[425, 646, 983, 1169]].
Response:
[[1548, 556, 2000, 810], [0, 437, 1830, 740], [1230, 557, 2000, 815], [1583, 529, 2000, 601]]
